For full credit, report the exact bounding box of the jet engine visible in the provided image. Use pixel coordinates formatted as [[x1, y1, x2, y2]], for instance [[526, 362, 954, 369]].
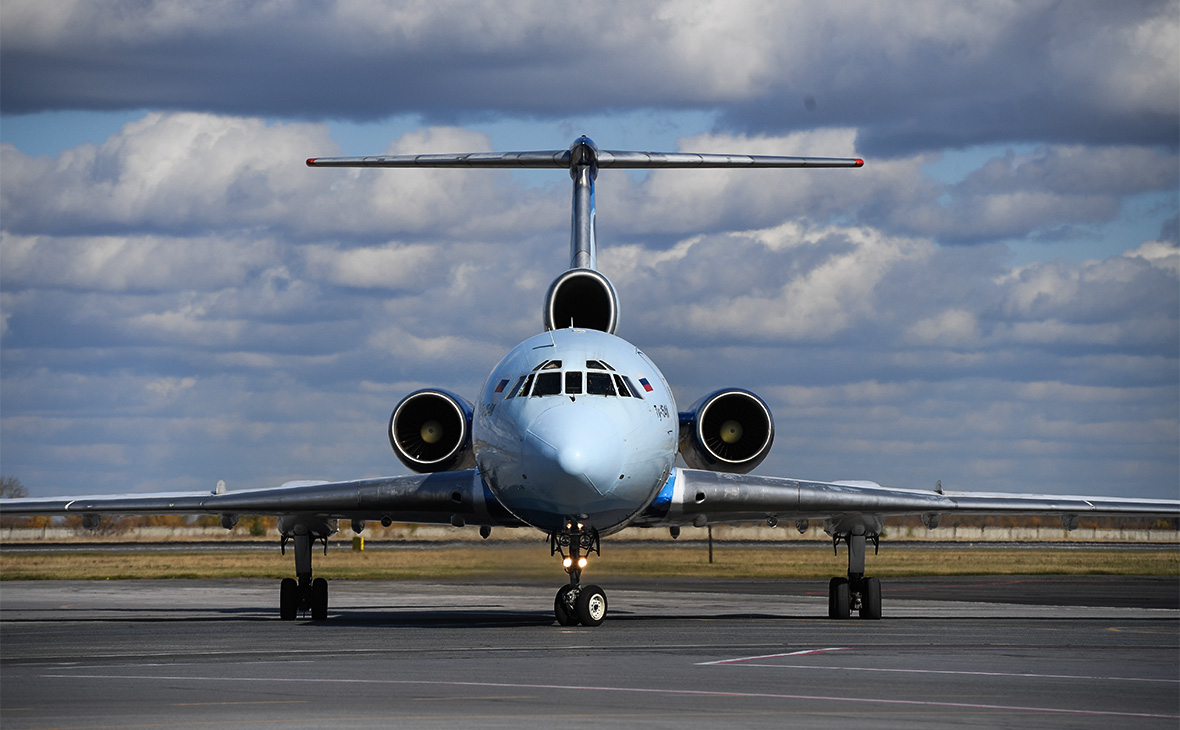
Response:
[[544, 268, 618, 334], [389, 389, 476, 473], [678, 389, 774, 474]]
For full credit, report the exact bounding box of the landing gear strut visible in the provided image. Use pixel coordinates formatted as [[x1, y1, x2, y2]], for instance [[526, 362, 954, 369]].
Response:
[[278, 518, 334, 620], [550, 521, 607, 626], [828, 528, 882, 620]]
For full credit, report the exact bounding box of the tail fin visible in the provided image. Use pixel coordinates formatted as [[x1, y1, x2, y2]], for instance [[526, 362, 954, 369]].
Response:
[[307, 136, 862, 275]]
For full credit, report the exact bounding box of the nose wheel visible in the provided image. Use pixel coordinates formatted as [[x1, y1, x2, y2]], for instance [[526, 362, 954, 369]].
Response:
[[555, 583, 608, 626], [550, 522, 607, 626]]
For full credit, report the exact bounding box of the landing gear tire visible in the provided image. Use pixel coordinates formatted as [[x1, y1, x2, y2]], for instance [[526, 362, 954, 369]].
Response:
[[575, 584, 607, 627], [280, 578, 297, 620], [554, 585, 579, 626], [311, 577, 329, 621], [828, 577, 850, 620], [860, 577, 881, 620]]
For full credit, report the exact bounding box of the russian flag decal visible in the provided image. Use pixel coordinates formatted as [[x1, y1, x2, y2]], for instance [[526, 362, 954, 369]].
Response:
[[494, 379, 509, 393], [639, 377, 654, 392]]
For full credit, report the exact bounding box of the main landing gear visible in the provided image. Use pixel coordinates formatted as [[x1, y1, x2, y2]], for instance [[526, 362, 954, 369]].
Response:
[[828, 528, 882, 620], [550, 521, 607, 627], [277, 518, 334, 621]]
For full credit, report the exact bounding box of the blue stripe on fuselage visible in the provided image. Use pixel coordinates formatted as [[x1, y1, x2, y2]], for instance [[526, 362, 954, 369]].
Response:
[[635, 468, 677, 522]]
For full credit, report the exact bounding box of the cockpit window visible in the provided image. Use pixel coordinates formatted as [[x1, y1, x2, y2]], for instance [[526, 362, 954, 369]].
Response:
[[621, 375, 644, 399], [506, 367, 638, 399], [586, 371, 616, 395], [613, 374, 632, 398], [532, 372, 562, 396], [505, 375, 528, 399], [586, 359, 615, 371]]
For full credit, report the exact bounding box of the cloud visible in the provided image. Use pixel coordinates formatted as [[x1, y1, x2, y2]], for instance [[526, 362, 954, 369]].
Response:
[[597, 131, 1180, 250], [0, 114, 336, 235], [0, 233, 278, 292], [3, 2, 1176, 154], [619, 218, 1178, 358], [1, 114, 1176, 500], [0, 115, 562, 242], [905, 309, 981, 348]]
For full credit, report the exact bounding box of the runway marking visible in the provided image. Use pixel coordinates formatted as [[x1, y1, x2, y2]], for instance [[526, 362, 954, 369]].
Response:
[[717, 663, 1179, 684], [803, 579, 1035, 596], [697, 647, 851, 665], [0, 712, 792, 726], [411, 695, 534, 701], [35, 673, 1179, 720], [1107, 626, 1177, 635], [172, 701, 307, 706]]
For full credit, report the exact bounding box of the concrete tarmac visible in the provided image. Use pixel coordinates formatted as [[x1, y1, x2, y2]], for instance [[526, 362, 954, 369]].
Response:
[[2, 576, 1177, 729]]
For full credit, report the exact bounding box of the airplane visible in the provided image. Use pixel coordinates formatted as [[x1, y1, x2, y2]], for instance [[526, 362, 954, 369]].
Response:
[[2, 136, 1177, 626]]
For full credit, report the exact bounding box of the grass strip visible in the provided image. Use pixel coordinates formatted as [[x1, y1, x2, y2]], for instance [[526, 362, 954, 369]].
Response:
[[1, 545, 1176, 581]]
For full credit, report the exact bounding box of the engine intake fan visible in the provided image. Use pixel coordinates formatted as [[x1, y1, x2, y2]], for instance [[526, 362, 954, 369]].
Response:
[[389, 389, 476, 473], [679, 389, 774, 474], [544, 268, 618, 334]]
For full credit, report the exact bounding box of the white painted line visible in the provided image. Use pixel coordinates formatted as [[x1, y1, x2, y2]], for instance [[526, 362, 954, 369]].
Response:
[[696, 647, 851, 665], [722, 663, 1180, 684], [35, 674, 1179, 720]]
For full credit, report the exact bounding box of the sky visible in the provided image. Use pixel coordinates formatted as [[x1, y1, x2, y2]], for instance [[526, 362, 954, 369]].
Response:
[[1, 0, 1177, 502]]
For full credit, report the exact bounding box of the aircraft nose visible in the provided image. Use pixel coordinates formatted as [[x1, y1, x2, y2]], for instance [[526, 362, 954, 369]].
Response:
[[522, 404, 624, 498]]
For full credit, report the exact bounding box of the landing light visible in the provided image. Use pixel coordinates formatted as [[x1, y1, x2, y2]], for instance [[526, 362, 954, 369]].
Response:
[[563, 557, 573, 569], [577, 557, 588, 569]]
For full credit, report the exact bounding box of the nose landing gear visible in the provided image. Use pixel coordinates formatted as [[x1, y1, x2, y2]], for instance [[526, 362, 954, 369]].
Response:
[[551, 521, 607, 626]]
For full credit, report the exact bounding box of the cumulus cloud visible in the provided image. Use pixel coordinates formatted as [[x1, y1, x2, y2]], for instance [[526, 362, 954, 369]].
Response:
[[0, 233, 279, 292], [0, 116, 562, 241], [618, 218, 1177, 360], [0, 102, 1176, 499], [597, 131, 1179, 251], [3, 1, 1176, 154]]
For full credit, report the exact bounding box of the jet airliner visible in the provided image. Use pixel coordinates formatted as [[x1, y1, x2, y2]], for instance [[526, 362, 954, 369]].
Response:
[[3, 137, 1176, 626]]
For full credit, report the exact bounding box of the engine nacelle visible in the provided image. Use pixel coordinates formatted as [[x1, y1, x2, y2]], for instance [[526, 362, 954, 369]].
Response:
[[389, 389, 476, 473], [544, 268, 618, 334], [678, 389, 774, 474]]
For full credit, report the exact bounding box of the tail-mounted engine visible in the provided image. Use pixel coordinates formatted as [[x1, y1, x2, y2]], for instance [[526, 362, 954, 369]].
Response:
[[389, 389, 476, 473], [544, 268, 618, 334], [678, 389, 774, 474]]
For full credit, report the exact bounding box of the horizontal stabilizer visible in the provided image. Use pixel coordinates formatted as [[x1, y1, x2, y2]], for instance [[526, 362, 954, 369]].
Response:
[[307, 151, 863, 170]]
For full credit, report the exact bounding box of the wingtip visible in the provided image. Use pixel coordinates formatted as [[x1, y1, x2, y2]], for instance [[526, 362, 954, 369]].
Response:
[[854, 158, 864, 167], [305, 158, 317, 167]]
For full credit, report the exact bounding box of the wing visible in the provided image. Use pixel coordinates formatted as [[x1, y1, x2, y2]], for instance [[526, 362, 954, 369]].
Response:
[[0, 471, 525, 529], [634, 468, 1180, 533]]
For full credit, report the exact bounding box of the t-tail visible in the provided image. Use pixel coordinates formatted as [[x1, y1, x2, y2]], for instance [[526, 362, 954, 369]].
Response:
[[308, 137, 863, 334]]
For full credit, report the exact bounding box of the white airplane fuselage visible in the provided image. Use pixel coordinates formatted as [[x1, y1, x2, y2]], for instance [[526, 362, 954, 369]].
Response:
[[473, 327, 678, 534]]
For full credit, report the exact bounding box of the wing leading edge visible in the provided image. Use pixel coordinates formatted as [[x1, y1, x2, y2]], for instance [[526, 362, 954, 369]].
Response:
[[0, 470, 524, 528], [7, 467, 1170, 527], [636, 468, 1179, 528]]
